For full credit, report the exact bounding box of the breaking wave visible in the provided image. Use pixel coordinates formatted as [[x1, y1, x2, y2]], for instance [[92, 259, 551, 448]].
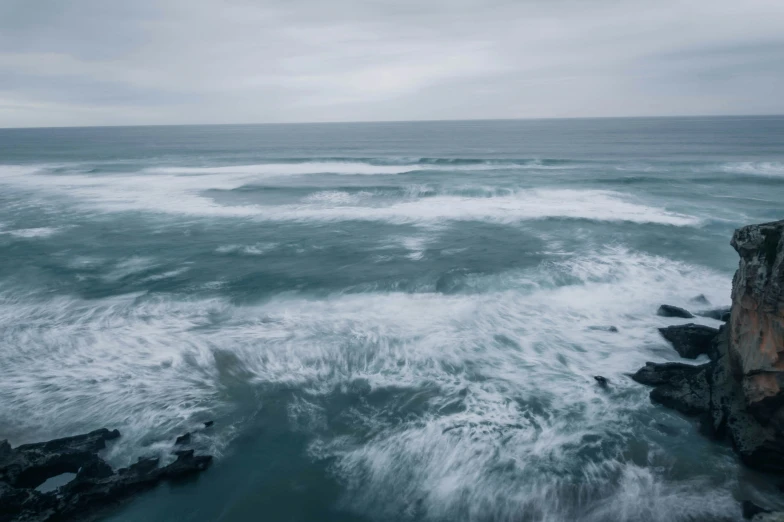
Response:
[[0, 165, 700, 226], [719, 161, 784, 177], [0, 246, 734, 519]]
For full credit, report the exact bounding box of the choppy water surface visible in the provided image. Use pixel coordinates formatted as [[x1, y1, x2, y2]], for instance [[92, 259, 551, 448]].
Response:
[[1, 117, 783, 521]]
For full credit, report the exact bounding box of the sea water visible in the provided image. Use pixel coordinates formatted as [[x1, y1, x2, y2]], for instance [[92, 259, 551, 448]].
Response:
[[1, 117, 783, 521]]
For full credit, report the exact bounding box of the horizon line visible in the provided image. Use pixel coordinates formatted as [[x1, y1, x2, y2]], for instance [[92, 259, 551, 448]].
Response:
[[1, 113, 783, 131]]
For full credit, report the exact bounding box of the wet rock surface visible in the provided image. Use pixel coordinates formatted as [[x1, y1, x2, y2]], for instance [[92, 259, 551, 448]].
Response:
[[657, 304, 694, 318], [0, 429, 212, 522], [632, 362, 711, 415], [658, 323, 720, 360]]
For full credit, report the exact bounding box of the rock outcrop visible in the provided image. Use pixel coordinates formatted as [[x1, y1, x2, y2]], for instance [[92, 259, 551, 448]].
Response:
[[658, 324, 720, 359], [657, 304, 694, 318], [632, 361, 712, 416], [0, 428, 212, 522], [634, 219, 784, 474], [698, 306, 732, 322], [728, 220, 784, 406]]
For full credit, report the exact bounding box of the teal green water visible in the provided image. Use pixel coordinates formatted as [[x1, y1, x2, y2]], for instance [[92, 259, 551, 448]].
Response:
[[1, 117, 783, 521]]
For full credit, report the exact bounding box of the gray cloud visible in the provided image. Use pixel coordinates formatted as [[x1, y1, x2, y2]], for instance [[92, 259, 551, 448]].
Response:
[[1, 0, 783, 127]]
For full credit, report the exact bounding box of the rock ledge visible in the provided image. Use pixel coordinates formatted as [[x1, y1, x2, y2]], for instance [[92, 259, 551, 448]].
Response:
[[0, 428, 212, 522]]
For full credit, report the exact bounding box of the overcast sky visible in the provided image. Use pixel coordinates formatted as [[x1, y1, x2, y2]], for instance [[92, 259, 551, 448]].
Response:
[[1, 0, 783, 127]]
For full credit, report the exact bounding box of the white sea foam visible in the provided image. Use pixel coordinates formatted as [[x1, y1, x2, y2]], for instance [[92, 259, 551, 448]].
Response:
[[0, 168, 701, 226], [102, 256, 158, 282], [0, 246, 734, 519], [0, 165, 701, 227], [216, 243, 279, 256], [719, 161, 784, 177], [0, 227, 62, 238], [144, 160, 563, 177], [266, 190, 700, 226], [302, 190, 369, 204]]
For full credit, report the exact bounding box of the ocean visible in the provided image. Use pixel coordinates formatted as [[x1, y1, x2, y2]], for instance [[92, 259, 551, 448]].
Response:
[[1, 116, 783, 521]]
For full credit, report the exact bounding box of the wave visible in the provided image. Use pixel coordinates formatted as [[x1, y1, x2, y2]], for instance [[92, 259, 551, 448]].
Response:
[[0, 227, 62, 238], [719, 161, 784, 177], [259, 190, 700, 227], [0, 166, 702, 226], [143, 159, 579, 177], [0, 247, 733, 518], [216, 243, 279, 256]]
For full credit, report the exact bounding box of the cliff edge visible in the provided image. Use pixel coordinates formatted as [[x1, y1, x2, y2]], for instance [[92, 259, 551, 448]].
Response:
[[633, 219, 784, 473]]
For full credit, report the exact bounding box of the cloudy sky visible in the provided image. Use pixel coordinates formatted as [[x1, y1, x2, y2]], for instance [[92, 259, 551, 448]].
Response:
[[2, 0, 784, 127]]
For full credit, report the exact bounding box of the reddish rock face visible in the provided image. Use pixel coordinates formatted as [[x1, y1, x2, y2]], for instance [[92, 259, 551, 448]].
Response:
[[729, 220, 784, 405], [633, 220, 784, 476]]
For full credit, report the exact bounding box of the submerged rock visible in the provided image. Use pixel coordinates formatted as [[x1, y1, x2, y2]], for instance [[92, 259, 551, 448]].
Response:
[[658, 323, 720, 360], [657, 304, 694, 318], [690, 294, 712, 306], [593, 376, 610, 388], [588, 325, 619, 333], [0, 429, 211, 522], [697, 306, 732, 322], [174, 432, 191, 445], [743, 500, 771, 519]]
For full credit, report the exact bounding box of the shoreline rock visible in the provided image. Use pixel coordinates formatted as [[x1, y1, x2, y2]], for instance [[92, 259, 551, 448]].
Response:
[[657, 304, 694, 318], [658, 323, 720, 360], [631, 361, 711, 416], [633, 219, 784, 513], [0, 428, 212, 522]]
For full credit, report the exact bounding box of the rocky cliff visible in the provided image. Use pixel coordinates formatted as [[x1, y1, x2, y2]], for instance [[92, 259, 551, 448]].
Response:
[[633, 219, 784, 473], [729, 221, 784, 406]]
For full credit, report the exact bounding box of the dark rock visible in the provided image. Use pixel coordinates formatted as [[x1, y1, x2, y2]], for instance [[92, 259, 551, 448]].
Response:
[[174, 432, 191, 445], [588, 325, 619, 333], [0, 428, 119, 488], [594, 376, 610, 388], [76, 460, 114, 480], [631, 362, 711, 416], [658, 323, 720, 360], [0, 428, 212, 522], [0, 481, 58, 522], [690, 294, 711, 305], [742, 500, 770, 519], [697, 306, 732, 321], [657, 304, 694, 318], [203, 421, 214, 428], [632, 220, 784, 478]]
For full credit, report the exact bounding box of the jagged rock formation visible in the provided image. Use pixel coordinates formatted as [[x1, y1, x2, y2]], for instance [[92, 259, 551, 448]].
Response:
[[728, 220, 784, 405], [658, 324, 720, 359], [633, 219, 784, 473], [632, 361, 711, 415], [0, 428, 212, 522]]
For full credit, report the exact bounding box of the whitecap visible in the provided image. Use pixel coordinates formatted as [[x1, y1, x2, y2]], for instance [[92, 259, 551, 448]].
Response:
[[0, 165, 701, 227], [719, 161, 784, 177], [265, 190, 700, 227], [1, 227, 61, 238], [216, 243, 279, 256]]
